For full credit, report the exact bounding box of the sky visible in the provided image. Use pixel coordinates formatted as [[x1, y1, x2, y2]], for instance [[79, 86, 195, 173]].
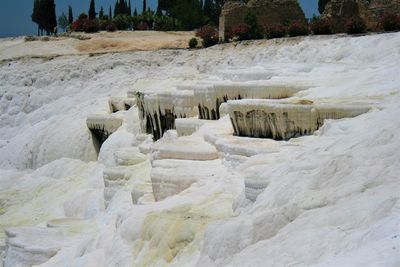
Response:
[[0, 0, 318, 37]]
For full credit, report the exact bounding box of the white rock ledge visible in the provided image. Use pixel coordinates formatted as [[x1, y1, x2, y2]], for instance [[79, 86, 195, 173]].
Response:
[[3, 227, 67, 267], [228, 100, 370, 140], [151, 159, 224, 201], [195, 82, 307, 120], [86, 115, 123, 152], [108, 97, 136, 113]]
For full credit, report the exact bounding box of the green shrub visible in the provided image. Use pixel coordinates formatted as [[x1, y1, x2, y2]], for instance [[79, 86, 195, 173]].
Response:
[[345, 17, 367, 34], [196, 25, 218, 48], [288, 21, 309, 37], [113, 15, 130, 30], [244, 12, 264, 39], [189, 38, 198, 48]]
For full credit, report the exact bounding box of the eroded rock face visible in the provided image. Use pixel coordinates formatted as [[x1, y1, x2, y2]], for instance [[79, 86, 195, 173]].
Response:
[[219, 0, 306, 41], [322, 0, 400, 31]]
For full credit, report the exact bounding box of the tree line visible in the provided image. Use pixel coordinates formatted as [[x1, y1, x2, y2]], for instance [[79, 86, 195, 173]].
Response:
[[32, 0, 227, 35]]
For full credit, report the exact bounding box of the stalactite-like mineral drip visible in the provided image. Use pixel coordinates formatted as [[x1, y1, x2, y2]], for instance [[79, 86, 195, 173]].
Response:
[[227, 100, 370, 140]]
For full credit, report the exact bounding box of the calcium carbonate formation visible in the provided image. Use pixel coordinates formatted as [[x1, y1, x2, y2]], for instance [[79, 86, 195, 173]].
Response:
[[3, 32, 397, 267], [83, 69, 371, 208]]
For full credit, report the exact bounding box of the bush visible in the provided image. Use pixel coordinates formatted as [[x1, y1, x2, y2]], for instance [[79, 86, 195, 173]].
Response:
[[267, 23, 286, 39], [113, 15, 130, 30], [137, 22, 150, 31], [189, 38, 198, 48], [380, 12, 400, 32], [231, 24, 250, 41], [244, 12, 264, 39], [288, 21, 309, 37], [196, 25, 219, 48], [71, 18, 86, 32], [154, 16, 181, 31], [78, 13, 88, 20], [311, 17, 334, 35], [98, 19, 109, 31], [105, 22, 117, 32], [345, 17, 367, 34], [83, 19, 99, 33]]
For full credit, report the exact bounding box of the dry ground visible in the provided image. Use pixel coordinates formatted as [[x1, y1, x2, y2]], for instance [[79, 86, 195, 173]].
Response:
[[0, 31, 195, 61]]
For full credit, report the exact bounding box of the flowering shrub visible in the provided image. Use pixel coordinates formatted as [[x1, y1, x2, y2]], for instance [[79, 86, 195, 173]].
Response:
[[288, 21, 309, 37], [267, 23, 286, 39], [231, 24, 250, 41], [380, 12, 400, 31], [196, 25, 218, 48], [71, 18, 86, 32], [310, 17, 334, 35], [83, 19, 99, 33], [345, 17, 366, 34]]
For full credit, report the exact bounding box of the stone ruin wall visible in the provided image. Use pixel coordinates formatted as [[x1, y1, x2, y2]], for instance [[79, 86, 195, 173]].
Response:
[[322, 0, 400, 31], [219, 0, 306, 41], [219, 0, 400, 39]]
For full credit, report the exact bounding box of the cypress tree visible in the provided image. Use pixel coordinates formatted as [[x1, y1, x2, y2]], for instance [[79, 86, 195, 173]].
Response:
[[133, 8, 138, 17], [39, 0, 57, 35], [89, 0, 96, 20], [114, 1, 119, 17], [32, 0, 41, 35], [109, 6, 112, 19], [68, 6, 74, 24], [143, 0, 147, 14], [99, 6, 104, 19], [128, 0, 132, 16], [48, 0, 57, 34]]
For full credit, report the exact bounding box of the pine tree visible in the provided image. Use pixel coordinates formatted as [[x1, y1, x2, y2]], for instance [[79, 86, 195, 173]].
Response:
[[89, 0, 96, 20], [109, 6, 112, 19], [68, 6, 74, 24], [133, 8, 138, 17], [143, 0, 147, 14]]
